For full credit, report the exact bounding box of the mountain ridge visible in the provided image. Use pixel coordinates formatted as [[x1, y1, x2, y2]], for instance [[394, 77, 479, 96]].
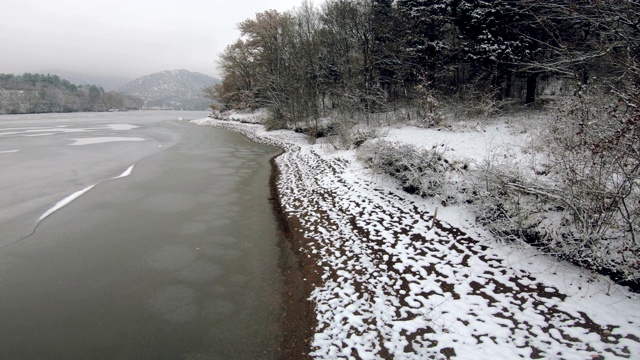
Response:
[[118, 69, 217, 110]]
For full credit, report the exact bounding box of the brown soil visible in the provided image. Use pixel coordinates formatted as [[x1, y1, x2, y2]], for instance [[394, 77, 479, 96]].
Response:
[[269, 152, 321, 360]]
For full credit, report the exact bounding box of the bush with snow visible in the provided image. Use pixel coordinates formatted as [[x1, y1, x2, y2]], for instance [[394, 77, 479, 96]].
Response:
[[358, 139, 468, 202], [356, 87, 639, 284], [469, 88, 640, 282]]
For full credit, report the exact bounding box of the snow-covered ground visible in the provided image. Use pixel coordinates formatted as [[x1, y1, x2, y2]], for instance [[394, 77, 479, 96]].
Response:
[[192, 114, 640, 359]]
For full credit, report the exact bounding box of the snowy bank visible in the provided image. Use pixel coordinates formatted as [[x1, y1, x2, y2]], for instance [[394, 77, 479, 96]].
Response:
[[192, 116, 640, 359]]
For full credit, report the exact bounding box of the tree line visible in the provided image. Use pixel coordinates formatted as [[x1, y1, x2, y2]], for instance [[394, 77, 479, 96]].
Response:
[[211, 0, 639, 131], [209, 0, 640, 282], [0, 73, 143, 114]]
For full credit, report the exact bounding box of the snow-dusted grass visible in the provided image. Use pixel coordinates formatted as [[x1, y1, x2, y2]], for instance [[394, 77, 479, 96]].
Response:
[[193, 114, 640, 359]]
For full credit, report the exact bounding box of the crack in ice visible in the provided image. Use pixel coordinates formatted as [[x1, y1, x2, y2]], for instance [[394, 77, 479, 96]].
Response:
[[38, 184, 96, 221], [38, 164, 135, 222]]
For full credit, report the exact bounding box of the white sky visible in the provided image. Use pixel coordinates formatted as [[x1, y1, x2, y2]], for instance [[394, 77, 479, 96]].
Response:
[[0, 0, 302, 81]]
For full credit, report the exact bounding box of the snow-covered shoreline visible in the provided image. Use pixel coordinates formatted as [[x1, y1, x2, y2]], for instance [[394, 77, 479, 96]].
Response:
[[192, 117, 640, 359]]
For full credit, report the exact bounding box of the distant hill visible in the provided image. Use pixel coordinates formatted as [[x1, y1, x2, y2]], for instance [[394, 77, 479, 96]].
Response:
[[118, 70, 218, 110], [43, 69, 131, 91], [0, 73, 143, 114]]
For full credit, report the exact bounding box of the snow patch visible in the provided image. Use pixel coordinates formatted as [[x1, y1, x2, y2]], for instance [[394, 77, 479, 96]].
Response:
[[39, 185, 96, 222], [112, 165, 135, 179], [38, 164, 136, 222], [69, 137, 145, 146], [105, 124, 138, 131], [1, 123, 137, 138], [22, 133, 56, 137]]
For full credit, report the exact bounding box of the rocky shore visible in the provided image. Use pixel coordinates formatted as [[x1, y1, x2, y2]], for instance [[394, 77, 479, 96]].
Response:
[[192, 117, 640, 360]]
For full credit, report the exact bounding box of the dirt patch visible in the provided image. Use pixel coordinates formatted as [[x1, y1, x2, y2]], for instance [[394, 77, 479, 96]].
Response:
[[270, 151, 319, 360]]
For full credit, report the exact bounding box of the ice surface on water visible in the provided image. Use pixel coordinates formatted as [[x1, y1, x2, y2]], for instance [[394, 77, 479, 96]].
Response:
[[69, 137, 145, 146], [139, 193, 197, 213], [145, 245, 197, 271], [147, 285, 197, 322], [0, 123, 138, 138]]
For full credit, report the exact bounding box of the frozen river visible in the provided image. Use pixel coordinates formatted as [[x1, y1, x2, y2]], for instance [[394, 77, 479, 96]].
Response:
[[0, 111, 284, 359]]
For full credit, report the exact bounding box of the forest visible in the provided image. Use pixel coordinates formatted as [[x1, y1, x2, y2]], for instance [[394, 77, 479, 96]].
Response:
[[211, 0, 640, 284], [212, 0, 637, 127], [0, 73, 143, 114]]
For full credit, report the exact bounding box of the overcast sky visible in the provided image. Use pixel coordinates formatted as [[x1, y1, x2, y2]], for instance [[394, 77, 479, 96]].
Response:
[[0, 0, 301, 84]]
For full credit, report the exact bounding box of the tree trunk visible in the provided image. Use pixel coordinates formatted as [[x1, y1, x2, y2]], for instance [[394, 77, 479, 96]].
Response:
[[581, 69, 589, 85], [504, 70, 512, 99], [525, 74, 537, 104]]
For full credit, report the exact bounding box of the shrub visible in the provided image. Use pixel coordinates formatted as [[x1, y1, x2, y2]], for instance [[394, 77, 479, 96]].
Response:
[[469, 86, 640, 282], [443, 84, 501, 120], [359, 140, 467, 201]]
